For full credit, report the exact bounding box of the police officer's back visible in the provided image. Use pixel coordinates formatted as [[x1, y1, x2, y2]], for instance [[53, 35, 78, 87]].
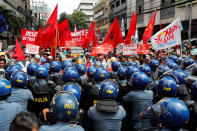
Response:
[[6, 71, 34, 112], [88, 80, 126, 131], [27, 62, 38, 89], [0, 78, 22, 131], [39, 92, 84, 131], [110, 61, 122, 79], [123, 71, 153, 131]]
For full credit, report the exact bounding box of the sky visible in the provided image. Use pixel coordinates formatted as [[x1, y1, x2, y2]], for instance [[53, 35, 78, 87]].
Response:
[[43, 0, 80, 15]]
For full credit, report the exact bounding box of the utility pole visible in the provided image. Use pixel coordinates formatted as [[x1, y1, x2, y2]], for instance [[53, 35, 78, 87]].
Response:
[[188, 0, 192, 45]]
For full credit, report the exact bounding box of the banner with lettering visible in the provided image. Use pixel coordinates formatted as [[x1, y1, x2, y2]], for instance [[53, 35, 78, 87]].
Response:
[[21, 29, 38, 46], [151, 17, 182, 50], [123, 44, 137, 55], [90, 45, 106, 56], [62, 40, 77, 49], [26, 44, 39, 54], [116, 43, 124, 55], [71, 29, 86, 43], [137, 44, 150, 54]]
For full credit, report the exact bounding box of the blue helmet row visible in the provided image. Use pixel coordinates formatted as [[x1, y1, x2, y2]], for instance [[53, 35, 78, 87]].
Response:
[[62, 67, 79, 83], [36, 66, 48, 78], [94, 68, 109, 81], [50, 61, 61, 72], [10, 71, 27, 88], [112, 61, 122, 72], [76, 64, 86, 75], [63, 83, 81, 101], [126, 66, 140, 79], [27, 62, 39, 76], [117, 67, 127, 80], [139, 65, 151, 76], [61, 60, 74, 70], [150, 59, 160, 71], [0, 78, 12, 97], [87, 66, 97, 78], [5, 65, 21, 80]]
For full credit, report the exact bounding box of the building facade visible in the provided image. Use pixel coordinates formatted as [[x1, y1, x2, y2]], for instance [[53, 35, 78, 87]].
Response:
[[93, 0, 110, 40], [126, 0, 197, 41], [0, 0, 32, 29], [76, 0, 98, 24]]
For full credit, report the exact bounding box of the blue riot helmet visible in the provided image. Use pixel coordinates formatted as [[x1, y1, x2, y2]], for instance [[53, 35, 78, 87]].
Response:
[[43, 63, 50, 70], [176, 57, 183, 65], [112, 61, 122, 72], [191, 81, 197, 100], [35, 66, 48, 78], [172, 70, 188, 84], [5, 65, 21, 80], [76, 64, 86, 75], [117, 67, 127, 80], [131, 71, 151, 89], [167, 62, 179, 70], [61, 60, 74, 70], [169, 55, 178, 63], [165, 59, 175, 64], [158, 76, 178, 97], [192, 64, 197, 76], [62, 67, 79, 83], [182, 58, 194, 69], [126, 66, 140, 79], [94, 61, 103, 68], [10, 71, 27, 88], [87, 66, 97, 78], [150, 59, 160, 71], [139, 65, 152, 76], [155, 65, 170, 80], [128, 61, 138, 67], [94, 68, 109, 81], [50, 61, 61, 72], [41, 57, 46, 63], [160, 98, 189, 128], [0, 78, 12, 97], [51, 92, 78, 121], [63, 83, 81, 101], [27, 62, 39, 76], [99, 80, 118, 99]]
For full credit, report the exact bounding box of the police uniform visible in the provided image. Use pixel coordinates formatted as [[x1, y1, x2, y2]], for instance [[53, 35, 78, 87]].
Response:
[[110, 71, 118, 79], [116, 79, 129, 103], [39, 122, 84, 131], [123, 89, 153, 130], [0, 101, 22, 131], [88, 105, 126, 131], [6, 88, 34, 112]]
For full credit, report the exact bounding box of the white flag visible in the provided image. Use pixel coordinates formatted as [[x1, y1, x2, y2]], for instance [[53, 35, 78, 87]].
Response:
[[151, 17, 182, 50]]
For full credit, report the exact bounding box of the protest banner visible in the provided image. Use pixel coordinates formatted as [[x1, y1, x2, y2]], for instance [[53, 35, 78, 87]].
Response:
[[62, 40, 77, 49], [90, 45, 106, 56], [103, 43, 114, 53], [71, 29, 86, 43], [137, 44, 150, 54], [123, 44, 137, 55], [151, 17, 182, 50], [116, 43, 124, 55], [26, 44, 40, 54], [70, 47, 84, 55], [21, 29, 38, 46]]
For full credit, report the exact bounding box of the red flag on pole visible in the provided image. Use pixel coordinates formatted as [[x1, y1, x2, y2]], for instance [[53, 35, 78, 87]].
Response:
[[42, 4, 58, 57], [35, 26, 43, 47], [142, 9, 157, 44], [125, 12, 138, 44], [58, 18, 72, 47], [103, 17, 124, 47], [15, 37, 26, 61], [160, 20, 162, 30]]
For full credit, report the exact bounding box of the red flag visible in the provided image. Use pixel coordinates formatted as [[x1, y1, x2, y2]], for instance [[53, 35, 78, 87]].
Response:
[[160, 20, 162, 30], [58, 18, 72, 47], [81, 21, 96, 48], [15, 37, 26, 61], [103, 17, 124, 47], [125, 12, 138, 44], [42, 4, 58, 57], [142, 9, 157, 44], [35, 26, 43, 47]]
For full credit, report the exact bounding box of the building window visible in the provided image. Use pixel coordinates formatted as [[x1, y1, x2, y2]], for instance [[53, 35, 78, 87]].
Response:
[[160, 0, 175, 20], [136, 0, 144, 23], [111, 4, 114, 9], [139, 6, 142, 15], [121, 0, 126, 4], [116, 0, 120, 7]]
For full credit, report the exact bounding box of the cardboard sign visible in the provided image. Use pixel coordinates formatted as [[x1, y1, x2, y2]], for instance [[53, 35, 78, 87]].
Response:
[[70, 47, 84, 55], [26, 44, 40, 54], [21, 29, 38, 46], [137, 44, 150, 54], [116, 43, 124, 55], [123, 44, 137, 55]]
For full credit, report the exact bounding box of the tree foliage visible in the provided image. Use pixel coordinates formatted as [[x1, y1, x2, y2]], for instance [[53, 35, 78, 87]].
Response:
[[58, 11, 88, 32]]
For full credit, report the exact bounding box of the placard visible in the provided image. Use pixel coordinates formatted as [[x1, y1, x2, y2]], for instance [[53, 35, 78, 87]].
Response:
[[26, 44, 40, 54], [123, 44, 137, 55], [70, 47, 84, 55], [21, 29, 38, 46], [116, 43, 124, 55], [137, 44, 150, 54]]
